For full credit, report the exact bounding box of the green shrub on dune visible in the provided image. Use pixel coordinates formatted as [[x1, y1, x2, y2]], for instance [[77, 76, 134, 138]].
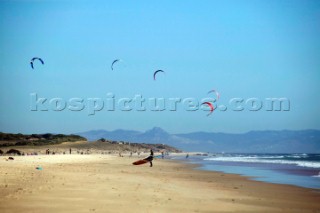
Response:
[[0, 132, 87, 147]]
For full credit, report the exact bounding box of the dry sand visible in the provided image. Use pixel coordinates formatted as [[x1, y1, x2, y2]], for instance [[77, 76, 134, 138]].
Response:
[[0, 154, 319, 213]]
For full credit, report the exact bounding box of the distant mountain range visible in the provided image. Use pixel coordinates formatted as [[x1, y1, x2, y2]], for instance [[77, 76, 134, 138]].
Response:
[[76, 128, 320, 153]]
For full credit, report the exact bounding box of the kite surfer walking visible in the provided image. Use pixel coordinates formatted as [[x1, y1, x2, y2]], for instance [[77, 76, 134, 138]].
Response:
[[144, 149, 154, 167]]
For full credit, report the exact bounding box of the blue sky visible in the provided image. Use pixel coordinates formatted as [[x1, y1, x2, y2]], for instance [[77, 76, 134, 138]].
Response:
[[0, 0, 319, 134]]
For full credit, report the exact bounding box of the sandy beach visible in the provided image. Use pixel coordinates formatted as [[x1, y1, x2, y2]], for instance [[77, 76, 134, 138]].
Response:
[[1, 154, 319, 213]]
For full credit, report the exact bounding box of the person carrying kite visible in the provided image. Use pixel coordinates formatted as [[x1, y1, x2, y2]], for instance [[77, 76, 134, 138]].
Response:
[[144, 149, 154, 167]]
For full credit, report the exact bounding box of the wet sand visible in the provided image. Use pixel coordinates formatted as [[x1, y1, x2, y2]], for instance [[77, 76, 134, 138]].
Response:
[[0, 154, 319, 213]]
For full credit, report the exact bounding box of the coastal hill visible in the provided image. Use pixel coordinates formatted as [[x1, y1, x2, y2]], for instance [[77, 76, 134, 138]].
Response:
[[0, 132, 87, 146], [77, 128, 320, 153], [0, 132, 181, 154]]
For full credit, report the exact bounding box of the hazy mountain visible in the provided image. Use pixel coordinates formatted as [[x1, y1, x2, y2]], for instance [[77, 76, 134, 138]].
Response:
[[77, 129, 140, 142], [175, 130, 320, 153], [76, 128, 320, 153]]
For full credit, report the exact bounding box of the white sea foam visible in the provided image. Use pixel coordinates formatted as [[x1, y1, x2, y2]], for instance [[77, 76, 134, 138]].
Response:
[[312, 172, 320, 178], [290, 154, 309, 159], [204, 157, 320, 169], [239, 155, 285, 159]]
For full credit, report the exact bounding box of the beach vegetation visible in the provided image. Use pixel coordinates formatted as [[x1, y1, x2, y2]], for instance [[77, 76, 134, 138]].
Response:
[[0, 132, 87, 147]]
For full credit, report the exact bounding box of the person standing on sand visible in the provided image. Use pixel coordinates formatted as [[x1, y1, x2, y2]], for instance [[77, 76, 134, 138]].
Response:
[[69, 148, 72, 154], [144, 149, 154, 167]]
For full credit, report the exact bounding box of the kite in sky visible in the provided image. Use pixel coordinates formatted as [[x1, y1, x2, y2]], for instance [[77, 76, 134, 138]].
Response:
[[207, 89, 220, 100], [201, 102, 214, 116], [153, 70, 165, 80], [30, 57, 44, 69], [111, 59, 121, 70]]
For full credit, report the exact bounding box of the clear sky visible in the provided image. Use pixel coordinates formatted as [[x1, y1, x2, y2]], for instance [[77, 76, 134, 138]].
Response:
[[0, 0, 319, 134]]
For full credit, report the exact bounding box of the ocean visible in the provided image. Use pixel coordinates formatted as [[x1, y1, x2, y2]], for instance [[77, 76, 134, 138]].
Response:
[[171, 153, 320, 189]]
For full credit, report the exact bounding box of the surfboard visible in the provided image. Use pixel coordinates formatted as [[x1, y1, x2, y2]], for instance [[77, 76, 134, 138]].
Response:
[[132, 159, 149, 165]]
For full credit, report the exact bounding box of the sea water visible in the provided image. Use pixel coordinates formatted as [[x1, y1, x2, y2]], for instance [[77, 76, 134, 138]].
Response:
[[173, 153, 320, 189]]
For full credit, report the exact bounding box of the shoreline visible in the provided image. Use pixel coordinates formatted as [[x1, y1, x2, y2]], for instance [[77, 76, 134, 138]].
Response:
[[173, 157, 320, 192], [192, 160, 320, 190], [1, 154, 320, 212]]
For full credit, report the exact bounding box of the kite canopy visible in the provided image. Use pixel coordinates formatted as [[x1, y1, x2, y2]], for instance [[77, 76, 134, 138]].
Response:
[[30, 57, 44, 69], [153, 70, 165, 80], [111, 59, 121, 70], [201, 101, 214, 116], [208, 89, 220, 100]]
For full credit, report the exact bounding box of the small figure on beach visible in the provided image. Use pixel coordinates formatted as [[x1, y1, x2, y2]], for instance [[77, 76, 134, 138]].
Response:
[[69, 148, 72, 154], [161, 151, 164, 159], [144, 149, 154, 167], [186, 153, 189, 158]]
